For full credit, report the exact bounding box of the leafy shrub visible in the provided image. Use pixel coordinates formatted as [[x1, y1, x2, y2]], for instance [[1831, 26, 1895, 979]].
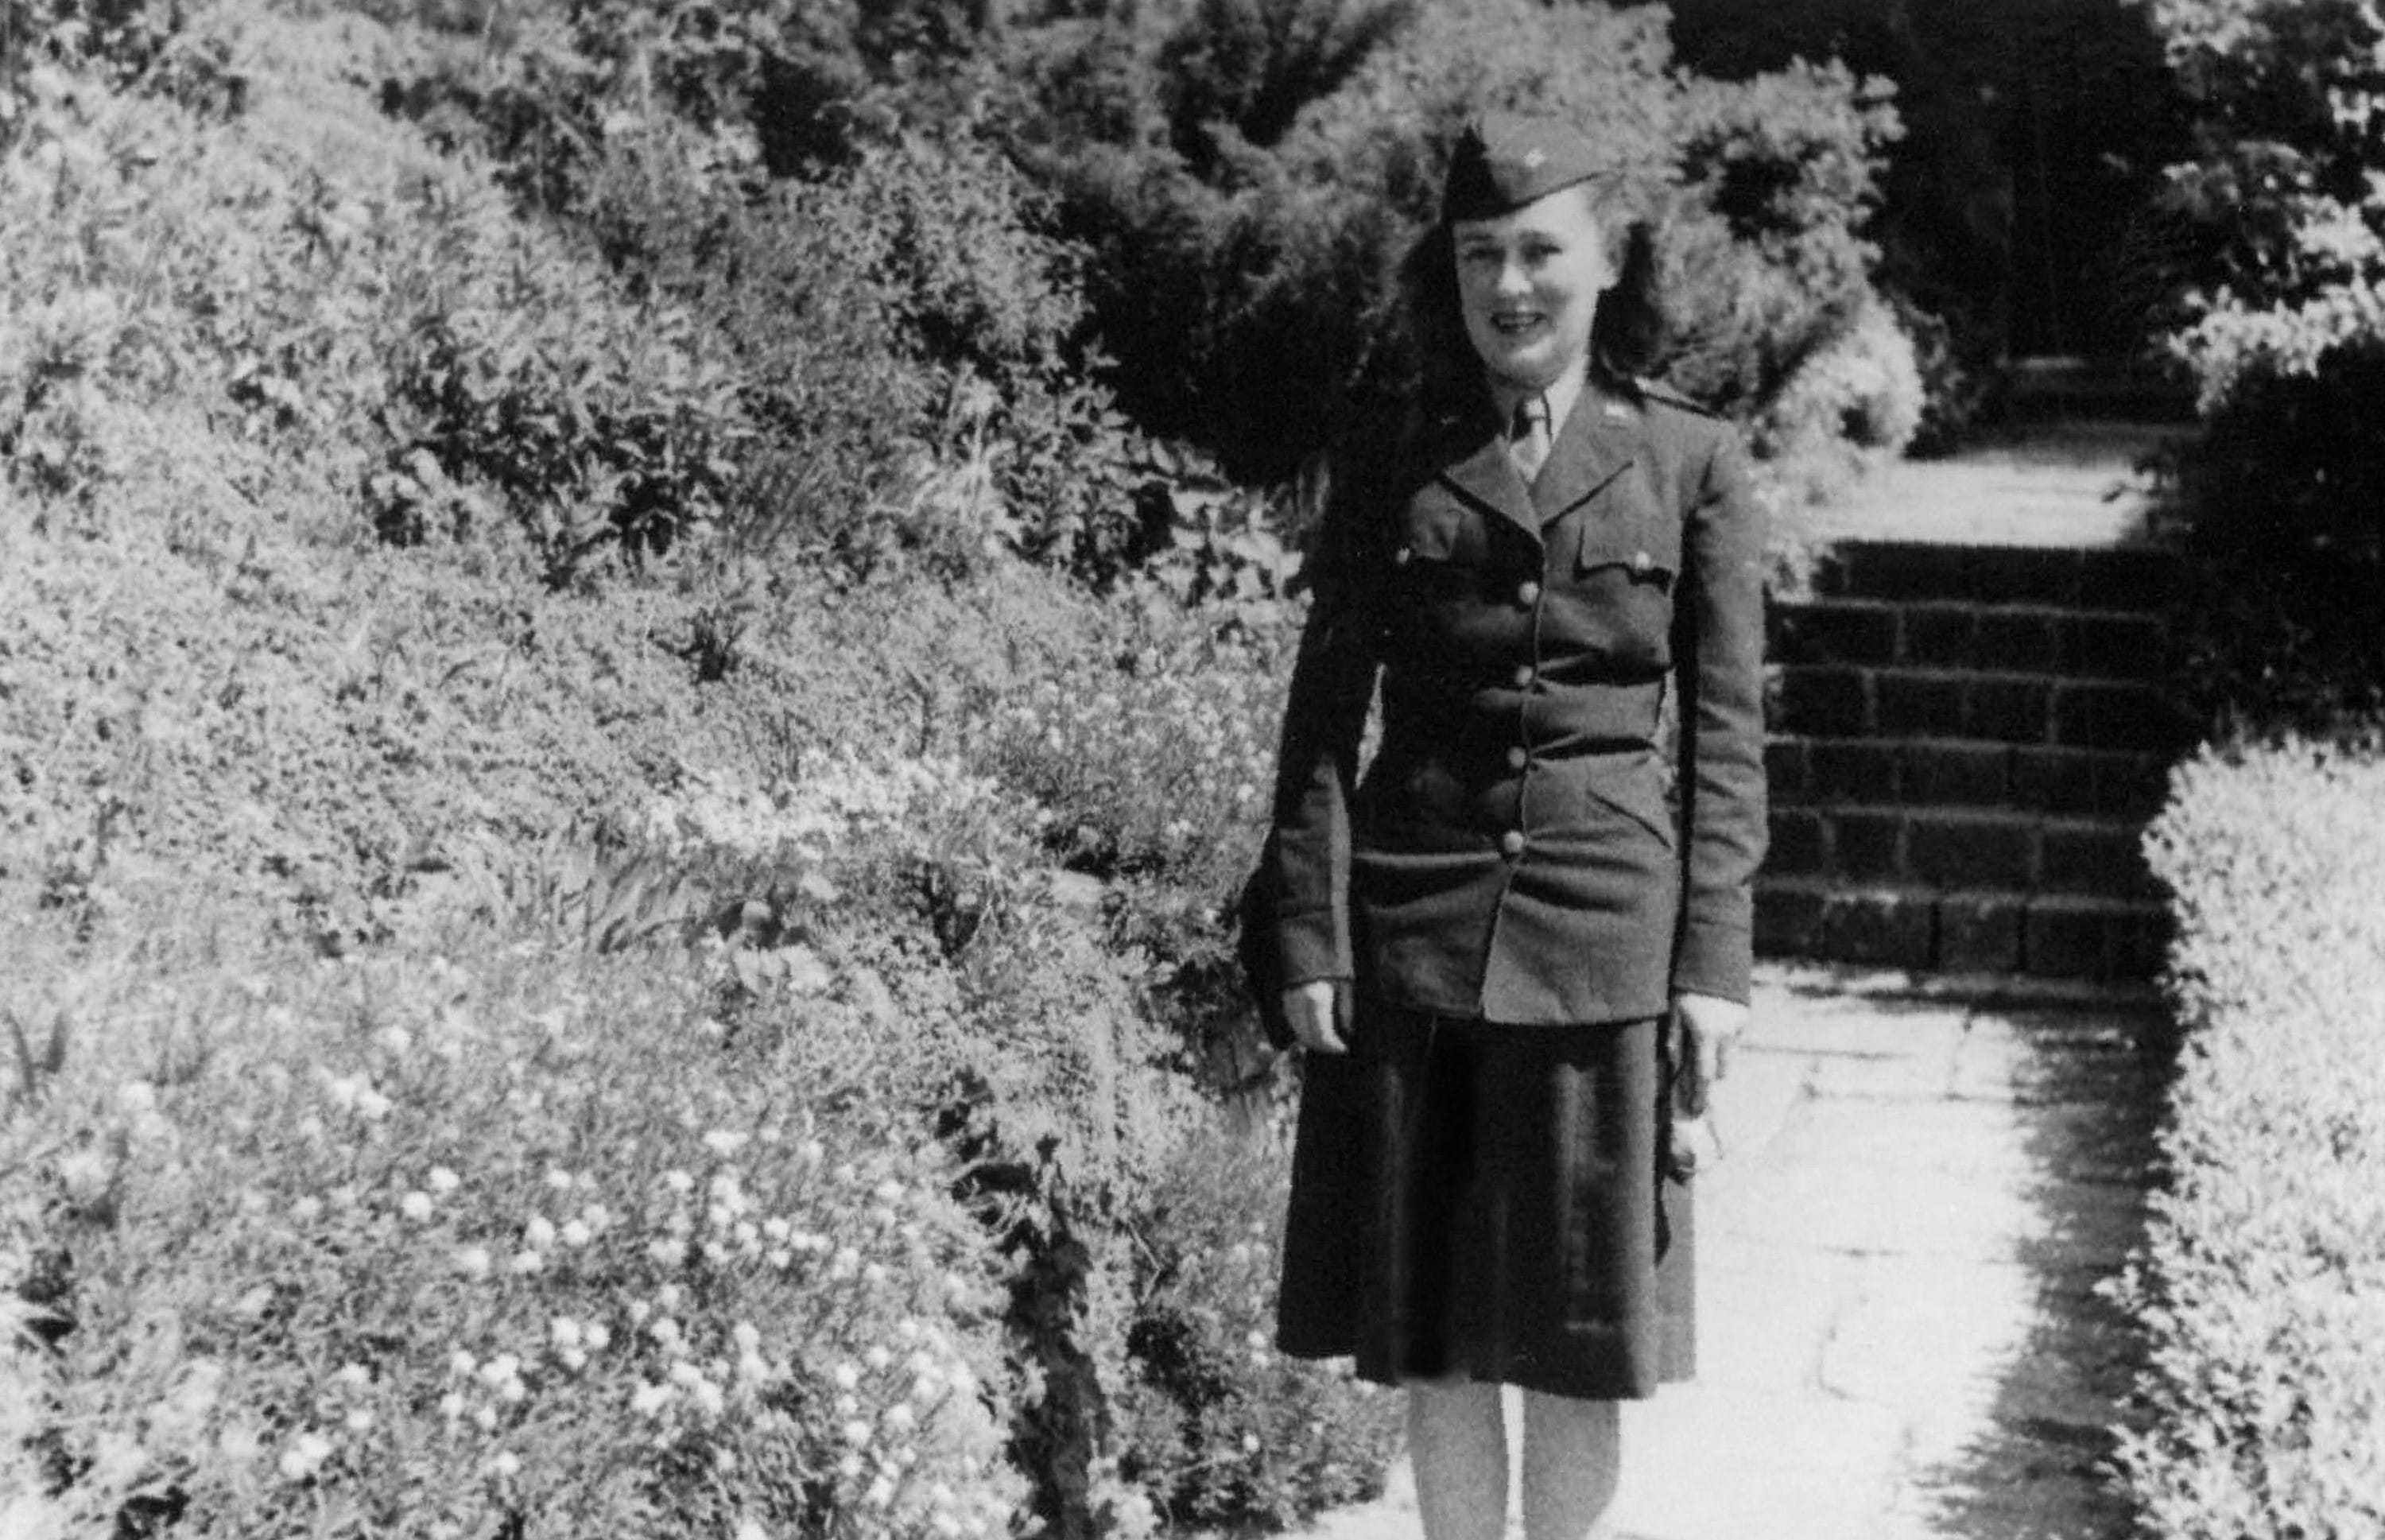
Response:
[[1747, 296, 1924, 511], [2139, 0, 2385, 731], [1112, 1120, 1403, 1531], [2112, 737, 2385, 1538]]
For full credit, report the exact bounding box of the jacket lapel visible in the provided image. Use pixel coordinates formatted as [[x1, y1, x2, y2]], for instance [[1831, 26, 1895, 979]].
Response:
[[1530, 388, 1637, 525], [1429, 409, 1541, 544]]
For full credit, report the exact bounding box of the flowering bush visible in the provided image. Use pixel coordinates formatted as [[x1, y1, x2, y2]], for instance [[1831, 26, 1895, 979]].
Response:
[[2112, 737, 2385, 1538], [974, 581, 1293, 898], [2, 943, 1027, 1540]]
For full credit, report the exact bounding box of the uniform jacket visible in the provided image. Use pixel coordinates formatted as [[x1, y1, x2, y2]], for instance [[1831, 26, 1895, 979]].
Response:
[[1263, 373, 1767, 1024]]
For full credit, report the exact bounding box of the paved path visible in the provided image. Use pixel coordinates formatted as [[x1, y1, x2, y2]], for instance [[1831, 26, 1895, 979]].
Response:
[[1803, 423, 2189, 548], [1306, 962, 2166, 1540]]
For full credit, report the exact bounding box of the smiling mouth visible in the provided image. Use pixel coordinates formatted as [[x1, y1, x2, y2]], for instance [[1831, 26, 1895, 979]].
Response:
[[1490, 312, 1545, 336]]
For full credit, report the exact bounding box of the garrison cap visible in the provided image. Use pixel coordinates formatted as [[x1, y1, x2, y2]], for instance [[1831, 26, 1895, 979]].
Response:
[[1441, 112, 1606, 224]]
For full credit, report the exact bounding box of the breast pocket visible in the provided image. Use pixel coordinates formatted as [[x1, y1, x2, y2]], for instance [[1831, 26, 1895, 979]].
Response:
[[1561, 480, 1683, 669]]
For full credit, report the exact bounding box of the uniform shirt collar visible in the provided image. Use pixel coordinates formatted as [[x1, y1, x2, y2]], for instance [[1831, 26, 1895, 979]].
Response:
[[1487, 358, 1588, 445]]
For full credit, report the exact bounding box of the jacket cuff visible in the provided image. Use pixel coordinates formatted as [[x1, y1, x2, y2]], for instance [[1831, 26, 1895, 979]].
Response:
[[1670, 920, 1752, 1005], [1276, 906, 1350, 987]]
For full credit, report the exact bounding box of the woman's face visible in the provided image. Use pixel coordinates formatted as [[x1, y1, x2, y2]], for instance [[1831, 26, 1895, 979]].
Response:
[[1452, 186, 1615, 394]]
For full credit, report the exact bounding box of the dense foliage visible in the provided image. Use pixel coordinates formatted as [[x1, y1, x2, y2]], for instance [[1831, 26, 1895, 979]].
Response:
[[2115, 739, 2385, 1538], [2142, 0, 2385, 730]]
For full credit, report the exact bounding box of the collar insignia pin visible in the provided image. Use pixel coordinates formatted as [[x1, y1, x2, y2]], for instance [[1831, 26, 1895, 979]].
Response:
[[1521, 147, 1548, 170]]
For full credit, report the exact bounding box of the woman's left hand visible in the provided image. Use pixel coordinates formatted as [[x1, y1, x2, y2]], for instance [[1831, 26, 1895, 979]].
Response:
[[1670, 991, 1751, 1118]]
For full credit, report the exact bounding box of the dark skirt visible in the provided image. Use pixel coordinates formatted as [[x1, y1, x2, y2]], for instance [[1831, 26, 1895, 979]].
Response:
[[1274, 1004, 1693, 1401]]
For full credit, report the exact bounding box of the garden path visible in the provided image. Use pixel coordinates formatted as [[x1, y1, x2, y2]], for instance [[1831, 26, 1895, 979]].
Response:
[[1301, 963, 2166, 1540], [1296, 425, 2174, 1539]]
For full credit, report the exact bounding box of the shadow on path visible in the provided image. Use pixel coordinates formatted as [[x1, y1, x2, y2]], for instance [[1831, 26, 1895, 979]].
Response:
[[1896, 997, 2173, 1540]]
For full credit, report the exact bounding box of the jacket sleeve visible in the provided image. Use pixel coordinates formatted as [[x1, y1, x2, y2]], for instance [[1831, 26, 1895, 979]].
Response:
[[1265, 463, 1386, 987], [1670, 425, 1769, 1003]]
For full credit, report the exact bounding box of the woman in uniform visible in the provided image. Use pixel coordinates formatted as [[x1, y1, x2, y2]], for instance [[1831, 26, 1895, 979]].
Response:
[[1258, 113, 1767, 1540]]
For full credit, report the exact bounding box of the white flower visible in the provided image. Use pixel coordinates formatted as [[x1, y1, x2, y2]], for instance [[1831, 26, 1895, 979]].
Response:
[[884, 1404, 916, 1433], [864, 1347, 892, 1372], [843, 1419, 873, 1446], [525, 1216, 556, 1250], [401, 1191, 434, 1222], [290, 1196, 323, 1224], [479, 1355, 521, 1387], [510, 1249, 545, 1275], [429, 1166, 461, 1194], [474, 1405, 498, 1432], [277, 1432, 333, 1482], [731, 1321, 762, 1354], [345, 1409, 374, 1433], [489, 1450, 521, 1479], [545, 1167, 574, 1191], [833, 1362, 861, 1391], [449, 1351, 477, 1378], [648, 1238, 687, 1267], [559, 1219, 592, 1248], [737, 1522, 770, 1540], [692, 1379, 725, 1418], [438, 1392, 467, 1420], [657, 1283, 683, 1312], [550, 1317, 584, 1351], [867, 1477, 896, 1509], [662, 1169, 695, 1195], [376, 1026, 413, 1057], [117, 1081, 157, 1115], [453, 1247, 491, 1278], [703, 1129, 748, 1158], [631, 1381, 673, 1417], [584, 1323, 611, 1352], [355, 1087, 392, 1122]]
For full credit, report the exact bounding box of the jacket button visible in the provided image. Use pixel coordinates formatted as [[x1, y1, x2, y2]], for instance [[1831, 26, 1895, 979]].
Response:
[[1499, 830, 1526, 858], [1510, 664, 1534, 689], [1505, 746, 1529, 770], [1515, 580, 1542, 606], [1631, 549, 1654, 573]]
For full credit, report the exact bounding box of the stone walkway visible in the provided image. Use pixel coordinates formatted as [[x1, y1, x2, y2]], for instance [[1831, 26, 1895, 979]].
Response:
[[1305, 961, 2166, 1540]]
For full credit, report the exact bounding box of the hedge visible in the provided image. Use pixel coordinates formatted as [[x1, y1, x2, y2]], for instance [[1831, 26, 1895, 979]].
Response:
[[2115, 738, 2385, 1538]]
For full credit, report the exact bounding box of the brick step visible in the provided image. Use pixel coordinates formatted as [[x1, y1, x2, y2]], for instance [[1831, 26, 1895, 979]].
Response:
[[1767, 736, 2171, 818], [1809, 541, 2177, 609], [1768, 598, 2166, 677], [1769, 664, 2193, 750], [1756, 879, 2170, 980], [1766, 804, 2158, 898]]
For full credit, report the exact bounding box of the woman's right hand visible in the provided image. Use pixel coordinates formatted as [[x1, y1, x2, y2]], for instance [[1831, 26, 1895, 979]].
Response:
[[1282, 979, 1349, 1054]]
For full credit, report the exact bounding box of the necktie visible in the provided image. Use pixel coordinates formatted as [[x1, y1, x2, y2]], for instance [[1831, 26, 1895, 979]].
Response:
[[1509, 395, 1553, 483]]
